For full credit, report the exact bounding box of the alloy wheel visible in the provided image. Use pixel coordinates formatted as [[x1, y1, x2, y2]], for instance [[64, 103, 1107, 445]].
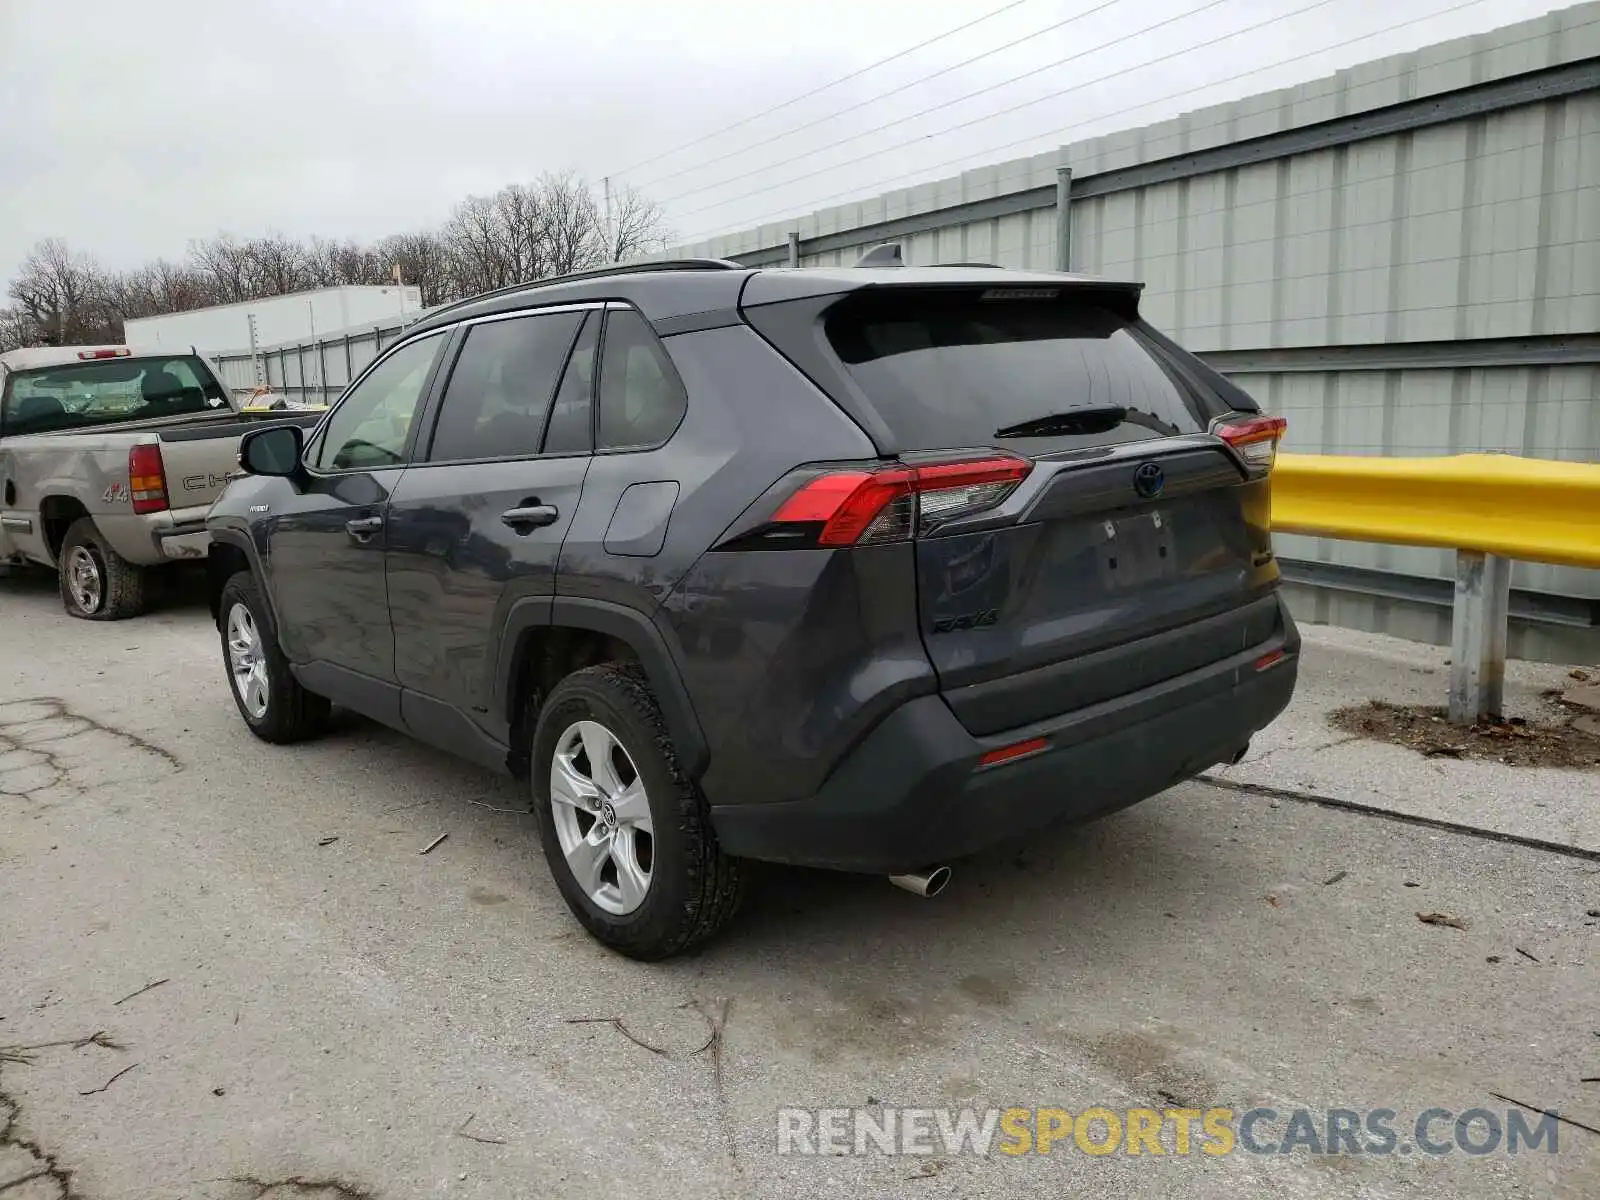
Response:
[[226, 603, 270, 719], [549, 719, 654, 915]]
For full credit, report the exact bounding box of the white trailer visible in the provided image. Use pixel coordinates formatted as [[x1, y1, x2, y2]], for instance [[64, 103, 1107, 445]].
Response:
[[122, 286, 423, 356]]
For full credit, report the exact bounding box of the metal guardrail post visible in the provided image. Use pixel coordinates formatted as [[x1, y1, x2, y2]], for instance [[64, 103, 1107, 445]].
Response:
[[1448, 551, 1512, 724], [786, 232, 800, 267], [1271, 452, 1600, 724], [1055, 167, 1073, 271]]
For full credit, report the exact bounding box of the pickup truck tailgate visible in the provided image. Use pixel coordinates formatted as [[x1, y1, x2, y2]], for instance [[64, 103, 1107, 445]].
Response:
[[157, 413, 320, 511]]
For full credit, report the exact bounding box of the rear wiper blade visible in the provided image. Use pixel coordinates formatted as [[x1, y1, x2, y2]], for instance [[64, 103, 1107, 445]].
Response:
[[994, 406, 1128, 438]]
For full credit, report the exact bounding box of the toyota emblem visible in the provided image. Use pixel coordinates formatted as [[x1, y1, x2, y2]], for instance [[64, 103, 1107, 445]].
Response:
[[1133, 462, 1165, 499]]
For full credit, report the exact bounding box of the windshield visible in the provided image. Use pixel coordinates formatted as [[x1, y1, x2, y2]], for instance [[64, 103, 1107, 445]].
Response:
[[2, 355, 230, 435], [824, 290, 1217, 453]]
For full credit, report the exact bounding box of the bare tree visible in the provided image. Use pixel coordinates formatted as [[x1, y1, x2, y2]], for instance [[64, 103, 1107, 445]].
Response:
[[6, 239, 107, 345], [101, 259, 212, 326], [188, 235, 256, 304], [3, 173, 674, 336], [0, 305, 37, 352], [244, 233, 313, 296], [606, 182, 671, 264], [540, 171, 601, 276], [441, 193, 517, 298], [375, 232, 453, 307]]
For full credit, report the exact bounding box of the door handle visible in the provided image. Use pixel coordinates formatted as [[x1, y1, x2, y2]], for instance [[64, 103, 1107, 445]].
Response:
[[501, 504, 558, 532], [345, 515, 383, 542]]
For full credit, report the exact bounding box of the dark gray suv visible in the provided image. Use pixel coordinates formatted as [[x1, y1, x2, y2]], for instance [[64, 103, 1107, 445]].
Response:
[[206, 250, 1299, 959]]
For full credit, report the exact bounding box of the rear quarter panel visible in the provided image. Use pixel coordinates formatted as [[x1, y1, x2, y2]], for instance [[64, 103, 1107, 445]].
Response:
[[0, 429, 150, 565], [555, 323, 878, 615], [658, 542, 936, 809]]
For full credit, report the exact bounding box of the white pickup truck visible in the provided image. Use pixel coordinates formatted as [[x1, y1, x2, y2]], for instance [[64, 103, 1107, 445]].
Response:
[[0, 344, 322, 619]]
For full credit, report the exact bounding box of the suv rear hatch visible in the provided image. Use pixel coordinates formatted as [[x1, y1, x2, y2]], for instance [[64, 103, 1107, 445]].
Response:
[[742, 274, 1288, 736]]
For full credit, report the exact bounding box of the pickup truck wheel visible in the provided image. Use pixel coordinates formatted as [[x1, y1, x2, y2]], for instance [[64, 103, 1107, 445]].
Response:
[[531, 663, 745, 961], [58, 517, 146, 620], [218, 570, 330, 743]]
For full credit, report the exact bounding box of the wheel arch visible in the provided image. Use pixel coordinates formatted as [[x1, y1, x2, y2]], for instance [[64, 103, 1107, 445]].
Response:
[[496, 597, 709, 780], [40, 494, 90, 563], [206, 528, 275, 628]]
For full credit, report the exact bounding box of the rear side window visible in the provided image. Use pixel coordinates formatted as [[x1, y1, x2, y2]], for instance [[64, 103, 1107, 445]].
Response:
[[596, 309, 687, 451], [427, 311, 584, 462], [542, 313, 598, 456], [824, 291, 1212, 452]]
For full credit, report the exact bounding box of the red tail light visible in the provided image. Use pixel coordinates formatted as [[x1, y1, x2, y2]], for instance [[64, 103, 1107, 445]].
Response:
[[77, 348, 131, 360], [769, 455, 1032, 547], [128, 444, 168, 514], [1214, 414, 1287, 470]]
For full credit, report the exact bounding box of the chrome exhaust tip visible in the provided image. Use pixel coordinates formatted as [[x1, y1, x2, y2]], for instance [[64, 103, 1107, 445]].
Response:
[[888, 866, 952, 898]]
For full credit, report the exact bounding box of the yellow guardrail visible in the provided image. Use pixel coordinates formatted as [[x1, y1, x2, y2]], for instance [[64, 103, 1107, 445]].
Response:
[[1271, 452, 1600, 570]]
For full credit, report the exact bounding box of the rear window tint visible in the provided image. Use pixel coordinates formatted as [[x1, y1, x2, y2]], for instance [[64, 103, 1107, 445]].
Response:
[[824, 292, 1211, 452], [596, 309, 688, 451]]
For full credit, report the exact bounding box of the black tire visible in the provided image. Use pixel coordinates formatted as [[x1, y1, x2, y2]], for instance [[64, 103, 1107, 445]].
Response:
[[217, 570, 329, 743], [531, 663, 745, 960], [58, 517, 146, 620]]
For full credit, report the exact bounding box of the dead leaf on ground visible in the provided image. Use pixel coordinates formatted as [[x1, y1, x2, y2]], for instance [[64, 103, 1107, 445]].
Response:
[[1331, 701, 1600, 769], [1417, 912, 1468, 930]]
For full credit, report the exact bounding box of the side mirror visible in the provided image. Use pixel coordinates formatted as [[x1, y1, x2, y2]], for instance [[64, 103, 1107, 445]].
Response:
[[239, 424, 304, 477]]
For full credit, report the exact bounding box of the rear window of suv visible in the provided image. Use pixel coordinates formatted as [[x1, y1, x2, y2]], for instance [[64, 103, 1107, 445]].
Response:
[[823, 289, 1215, 452]]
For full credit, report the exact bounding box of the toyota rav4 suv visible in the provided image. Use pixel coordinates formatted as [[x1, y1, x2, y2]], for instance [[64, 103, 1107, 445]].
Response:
[[207, 250, 1299, 960]]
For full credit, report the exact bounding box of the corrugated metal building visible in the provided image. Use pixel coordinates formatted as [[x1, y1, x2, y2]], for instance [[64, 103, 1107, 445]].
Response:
[[669, 1, 1600, 660], [219, 3, 1598, 657]]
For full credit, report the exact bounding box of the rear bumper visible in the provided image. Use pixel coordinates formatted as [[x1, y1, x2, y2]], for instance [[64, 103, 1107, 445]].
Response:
[[709, 607, 1300, 873], [94, 510, 212, 564], [155, 520, 210, 561]]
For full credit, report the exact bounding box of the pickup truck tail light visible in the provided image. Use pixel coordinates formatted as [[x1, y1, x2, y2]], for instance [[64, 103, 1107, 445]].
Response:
[[128, 444, 169, 514]]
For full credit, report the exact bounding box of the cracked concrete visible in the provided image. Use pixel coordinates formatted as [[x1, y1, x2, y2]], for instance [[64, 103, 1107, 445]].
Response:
[[1207, 625, 1600, 855], [0, 699, 181, 810], [1, 579, 1596, 1198], [1, 1086, 79, 1199], [220, 1176, 374, 1200]]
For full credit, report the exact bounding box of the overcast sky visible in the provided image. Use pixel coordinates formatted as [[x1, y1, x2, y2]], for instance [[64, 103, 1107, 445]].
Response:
[[0, 0, 1571, 288]]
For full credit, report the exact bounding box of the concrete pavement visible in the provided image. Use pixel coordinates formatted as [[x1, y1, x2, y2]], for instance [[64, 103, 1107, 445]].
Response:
[[1211, 624, 1600, 856], [2, 569, 1596, 1198]]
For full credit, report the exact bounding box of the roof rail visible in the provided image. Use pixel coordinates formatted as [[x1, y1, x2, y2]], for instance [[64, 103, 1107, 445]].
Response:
[[419, 258, 747, 325]]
